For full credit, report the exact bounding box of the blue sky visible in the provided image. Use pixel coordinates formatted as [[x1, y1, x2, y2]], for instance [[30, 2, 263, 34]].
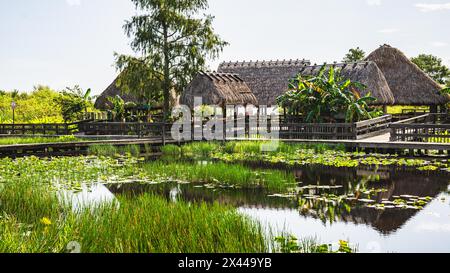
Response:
[[0, 0, 449, 95]]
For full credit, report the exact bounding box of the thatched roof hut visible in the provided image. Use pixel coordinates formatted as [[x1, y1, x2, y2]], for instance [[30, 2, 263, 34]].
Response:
[[298, 61, 395, 105], [365, 44, 448, 106], [94, 74, 179, 110], [218, 59, 311, 105], [180, 71, 258, 108], [94, 75, 141, 110]]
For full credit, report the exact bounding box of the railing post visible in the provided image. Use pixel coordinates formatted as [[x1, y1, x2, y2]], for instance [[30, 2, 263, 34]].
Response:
[[162, 122, 166, 145], [390, 125, 396, 142]]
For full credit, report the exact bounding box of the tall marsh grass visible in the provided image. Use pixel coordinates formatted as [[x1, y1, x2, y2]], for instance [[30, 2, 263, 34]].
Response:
[[142, 161, 295, 191], [87, 144, 141, 157], [162, 141, 346, 158], [0, 167, 269, 253]]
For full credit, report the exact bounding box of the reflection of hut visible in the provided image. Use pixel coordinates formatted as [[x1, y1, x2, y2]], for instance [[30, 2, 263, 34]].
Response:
[[297, 62, 395, 106], [218, 59, 311, 106], [366, 44, 449, 111], [180, 71, 258, 109]]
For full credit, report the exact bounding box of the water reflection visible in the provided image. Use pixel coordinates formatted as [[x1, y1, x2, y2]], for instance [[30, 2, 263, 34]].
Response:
[[58, 183, 116, 212], [103, 165, 449, 253]]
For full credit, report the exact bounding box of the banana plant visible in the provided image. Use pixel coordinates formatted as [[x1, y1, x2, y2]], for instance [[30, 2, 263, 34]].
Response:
[[277, 65, 377, 123]]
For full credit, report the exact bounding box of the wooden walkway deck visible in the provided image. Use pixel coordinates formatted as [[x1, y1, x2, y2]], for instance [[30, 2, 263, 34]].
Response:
[[0, 134, 449, 157], [0, 138, 183, 158]]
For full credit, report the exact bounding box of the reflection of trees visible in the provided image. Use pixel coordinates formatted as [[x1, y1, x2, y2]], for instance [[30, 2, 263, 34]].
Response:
[[107, 165, 449, 235], [107, 183, 297, 209], [294, 166, 449, 234]]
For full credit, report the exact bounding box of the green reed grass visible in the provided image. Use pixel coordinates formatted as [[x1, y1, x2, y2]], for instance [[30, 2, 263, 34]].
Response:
[[87, 144, 141, 157], [142, 161, 295, 191], [164, 141, 346, 158], [0, 135, 81, 146], [0, 177, 268, 253]]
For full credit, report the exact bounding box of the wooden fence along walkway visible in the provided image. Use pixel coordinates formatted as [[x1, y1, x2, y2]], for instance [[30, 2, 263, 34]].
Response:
[[78, 122, 172, 138], [390, 114, 450, 143], [0, 122, 81, 135], [276, 115, 392, 140], [0, 113, 449, 144]]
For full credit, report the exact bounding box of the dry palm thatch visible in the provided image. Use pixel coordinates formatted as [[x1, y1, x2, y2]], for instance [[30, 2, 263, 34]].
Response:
[[94, 74, 179, 110], [180, 71, 258, 108], [218, 59, 311, 105], [94, 75, 140, 110], [365, 44, 449, 106], [298, 62, 395, 105]]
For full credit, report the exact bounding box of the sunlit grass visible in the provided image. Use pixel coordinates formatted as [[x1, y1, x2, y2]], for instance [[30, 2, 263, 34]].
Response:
[[0, 135, 81, 146], [142, 160, 296, 191]]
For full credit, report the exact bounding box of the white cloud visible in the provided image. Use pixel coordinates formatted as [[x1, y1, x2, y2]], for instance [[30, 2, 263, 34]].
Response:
[[367, 0, 382, 6], [377, 28, 400, 34], [66, 0, 81, 6], [414, 3, 450, 12], [430, 41, 448, 47]]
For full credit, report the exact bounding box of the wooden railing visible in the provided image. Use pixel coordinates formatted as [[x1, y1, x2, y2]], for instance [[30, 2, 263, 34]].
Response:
[[0, 122, 81, 135], [194, 115, 392, 141], [78, 122, 172, 139], [390, 113, 450, 143], [354, 115, 392, 139]]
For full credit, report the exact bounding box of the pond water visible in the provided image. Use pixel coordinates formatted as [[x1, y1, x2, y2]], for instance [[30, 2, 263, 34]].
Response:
[[71, 163, 450, 253]]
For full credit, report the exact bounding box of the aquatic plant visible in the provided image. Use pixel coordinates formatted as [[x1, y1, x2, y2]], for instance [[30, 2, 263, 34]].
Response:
[[142, 161, 296, 192], [87, 144, 141, 157], [0, 157, 269, 253], [274, 235, 355, 253]]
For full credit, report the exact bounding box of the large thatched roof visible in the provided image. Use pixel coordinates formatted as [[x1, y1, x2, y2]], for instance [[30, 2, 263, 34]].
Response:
[[180, 71, 258, 108], [94, 75, 142, 110], [218, 59, 311, 105], [366, 44, 448, 106], [297, 61, 395, 105]]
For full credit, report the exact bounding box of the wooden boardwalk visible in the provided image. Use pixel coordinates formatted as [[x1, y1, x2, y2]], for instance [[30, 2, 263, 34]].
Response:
[[0, 138, 183, 158], [1, 134, 449, 158]]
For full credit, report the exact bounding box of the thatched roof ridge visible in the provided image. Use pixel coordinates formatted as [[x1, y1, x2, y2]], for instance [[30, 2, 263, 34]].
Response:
[[218, 59, 311, 105], [298, 61, 395, 105], [220, 59, 310, 69], [180, 71, 258, 108], [365, 44, 448, 106], [94, 75, 140, 110]]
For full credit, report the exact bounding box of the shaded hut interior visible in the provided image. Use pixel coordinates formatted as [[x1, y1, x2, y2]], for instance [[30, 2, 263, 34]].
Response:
[[218, 59, 311, 106], [366, 44, 449, 111], [180, 71, 258, 110]]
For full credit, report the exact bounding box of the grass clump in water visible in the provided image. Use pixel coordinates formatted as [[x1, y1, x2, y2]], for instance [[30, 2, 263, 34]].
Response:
[[142, 161, 295, 192], [87, 144, 141, 157], [0, 175, 268, 253]]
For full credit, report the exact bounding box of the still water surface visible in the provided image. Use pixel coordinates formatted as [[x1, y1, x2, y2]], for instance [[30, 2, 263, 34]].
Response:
[[69, 164, 450, 253]]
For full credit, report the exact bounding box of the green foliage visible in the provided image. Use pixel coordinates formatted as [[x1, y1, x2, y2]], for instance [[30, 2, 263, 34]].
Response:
[[114, 55, 163, 109], [160, 144, 181, 155], [55, 85, 95, 122], [277, 65, 377, 123], [143, 161, 295, 191], [0, 86, 63, 123], [0, 170, 267, 253], [0, 136, 80, 146], [275, 235, 355, 253], [343, 47, 366, 63], [116, 0, 228, 119], [411, 54, 450, 85], [87, 144, 141, 157]]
